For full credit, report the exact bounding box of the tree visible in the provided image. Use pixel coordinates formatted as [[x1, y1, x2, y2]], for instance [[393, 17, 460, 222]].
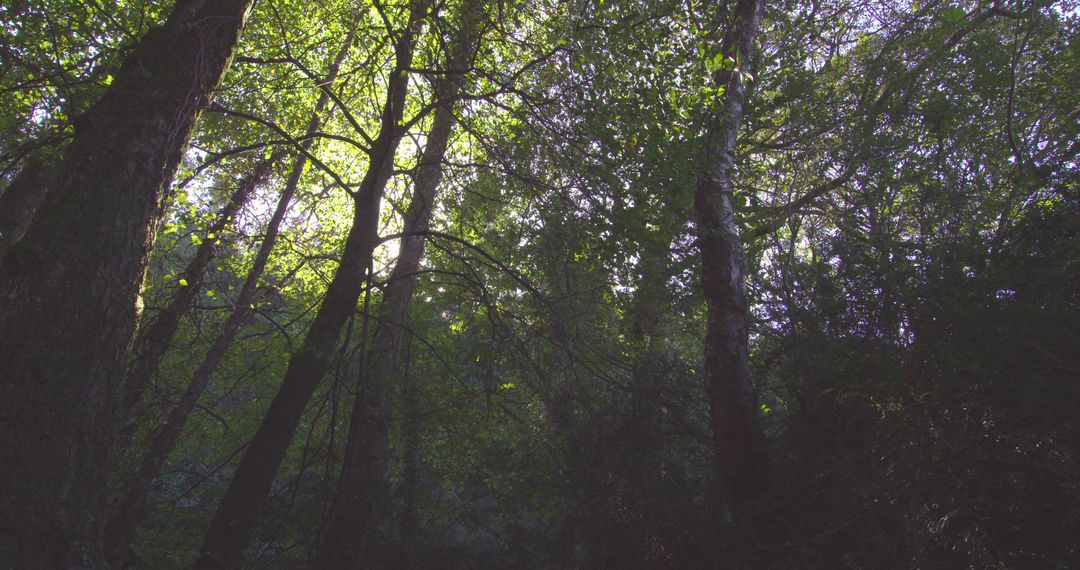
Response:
[[102, 29, 356, 567], [693, 0, 771, 560], [0, 0, 254, 565], [194, 2, 433, 566], [2, 0, 1078, 568], [313, 2, 485, 565]]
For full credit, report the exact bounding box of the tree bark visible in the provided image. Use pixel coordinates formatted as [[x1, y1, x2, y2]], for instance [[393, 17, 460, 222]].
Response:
[[312, 7, 479, 566], [0, 1, 254, 566], [692, 0, 770, 562], [194, 8, 428, 567], [0, 156, 55, 260], [103, 32, 354, 569]]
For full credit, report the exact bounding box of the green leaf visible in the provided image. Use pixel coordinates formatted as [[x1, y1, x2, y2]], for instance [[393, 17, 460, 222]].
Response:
[[178, 278, 189, 287], [940, 6, 965, 24]]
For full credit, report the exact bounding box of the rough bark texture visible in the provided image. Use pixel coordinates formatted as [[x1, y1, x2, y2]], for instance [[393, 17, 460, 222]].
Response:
[[692, 0, 771, 561], [194, 10, 425, 567], [0, 1, 254, 566], [0, 156, 55, 260], [103, 34, 354, 569], [313, 8, 477, 566]]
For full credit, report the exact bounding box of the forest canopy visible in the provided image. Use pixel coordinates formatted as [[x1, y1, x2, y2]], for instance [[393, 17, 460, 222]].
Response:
[[0, 0, 1078, 568]]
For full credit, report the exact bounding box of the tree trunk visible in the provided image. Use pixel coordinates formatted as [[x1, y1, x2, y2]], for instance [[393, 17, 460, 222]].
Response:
[[103, 32, 354, 565], [104, 156, 289, 570], [0, 156, 55, 260], [312, 7, 478, 565], [0, 1, 254, 566], [121, 154, 280, 424], [692, 0, 770, 562], [194, 9, 427, 567], [624, 245, 668, 558], [398, 335, 422, 559]]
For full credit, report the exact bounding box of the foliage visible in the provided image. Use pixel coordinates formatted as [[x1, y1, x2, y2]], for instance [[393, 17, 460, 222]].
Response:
[[2, 0, 1078, 567]]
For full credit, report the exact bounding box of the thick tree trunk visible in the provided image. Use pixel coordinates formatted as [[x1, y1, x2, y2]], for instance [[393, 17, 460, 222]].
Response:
[[194, 10, 426, 567], [0, 1, 253, 566], [313, 9, 477, 566], [692, 0, 770, 561], [103, 33, 354, 569]]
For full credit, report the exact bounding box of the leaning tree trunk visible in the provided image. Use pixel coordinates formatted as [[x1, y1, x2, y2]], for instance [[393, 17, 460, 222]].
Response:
[[312, 6, 480, 565], [103, 157, 277, 568], [103, 32, 355, 569], [120, 153, 280, 423], [194, 7, 428, 567], [692, 0, 770, 563], [0, 1, 254, 567]]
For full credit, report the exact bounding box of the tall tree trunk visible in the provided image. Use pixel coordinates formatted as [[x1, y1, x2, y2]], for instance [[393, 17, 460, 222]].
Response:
[[312, 7, 479, 565], [692, 0, 770, 562], [104, 169, 272, 569], [121, 154, 280, 423], [103, 32, 354, 569], [0, 1, 254, 566], [194, 7, 428, 567]]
